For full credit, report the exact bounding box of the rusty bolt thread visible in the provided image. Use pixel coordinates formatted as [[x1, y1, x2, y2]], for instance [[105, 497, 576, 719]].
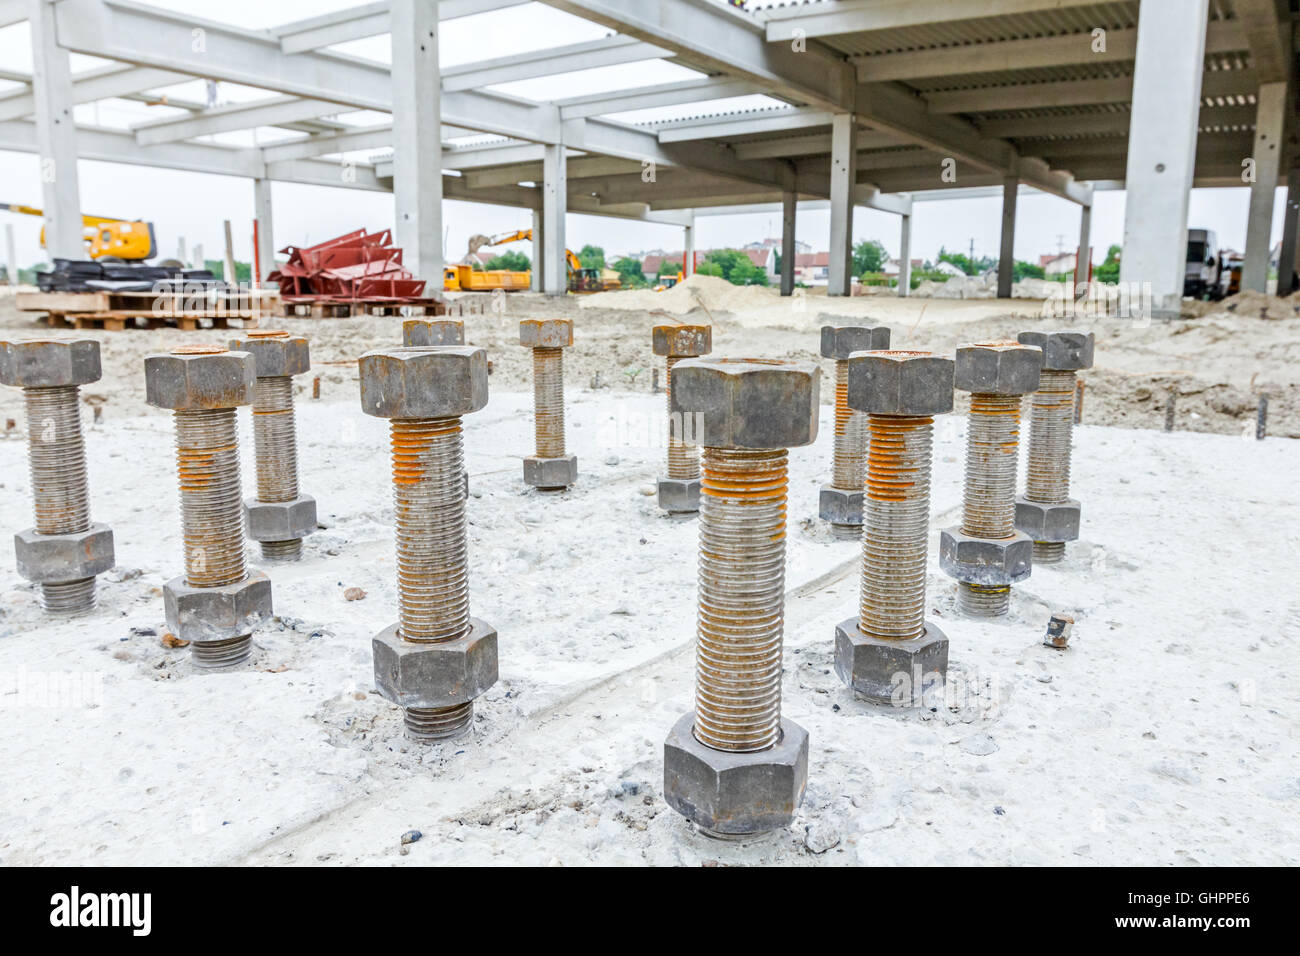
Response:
[[390, 416, 474, 740], [693, 447, 788, 754], [665, 355, 699, 481], [23, 385, 96, 612], [830, 360, 868, 540], [173, 407, 251, 668], [250, 375, 303, 561], [531, 347, 565, 458], [958, 393, 1022, 615], [1025, 368, 1076, 564], [860, 416, 933, 642]]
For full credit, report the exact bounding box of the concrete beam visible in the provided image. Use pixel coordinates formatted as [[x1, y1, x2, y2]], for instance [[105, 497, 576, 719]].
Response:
[[259, 124, 396, 163], [1120, 0, 1210, 316], [924, 69, 1257, 114], [443, 36, 673, 93], [854, 20, 1246, 82], [391, 0, 442, 282], [558, 76, 758, 120], [657, 109, 832, 142], [763, 0, 1101, 42], [274, 1, 532, 54], [1243, 80, 1288, 291], [30, 0, 83, 260], [979, 105, 1256, 140], [1235, 0, 1290, 84], [828, 112, 855, 296], [0, 65, 192, 123], [133, 95, 345, 146]]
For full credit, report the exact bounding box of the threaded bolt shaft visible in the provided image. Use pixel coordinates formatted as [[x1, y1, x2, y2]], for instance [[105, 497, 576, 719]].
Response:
[[22, 385, 96, 612], [532, 347, 565, 458], [1025, 368, 1076, 563], [665, 355, 698, 480], [958, 392, 1021, 614], [250, 374, 304, 560], [829, 359, 868, 539], [389, 416, 474, 740], [859, 415, 933, 641], [173, 406, 251, 666], [693, 447, 787, 753]]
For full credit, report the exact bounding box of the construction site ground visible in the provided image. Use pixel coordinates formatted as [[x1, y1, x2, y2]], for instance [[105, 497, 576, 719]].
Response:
[[0, 278, 1296, 865]]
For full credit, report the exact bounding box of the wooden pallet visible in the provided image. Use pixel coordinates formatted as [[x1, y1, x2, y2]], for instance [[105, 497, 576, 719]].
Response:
[[18, 290, 276, 331], [279, 297, 450, 319]]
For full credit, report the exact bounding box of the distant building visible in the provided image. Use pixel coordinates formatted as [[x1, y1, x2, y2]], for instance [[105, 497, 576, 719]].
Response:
[[1038, 252, 1077, 276], [794, 251, 830, 285], [642, 247, 777, 281], [882, 257, 923, 278]]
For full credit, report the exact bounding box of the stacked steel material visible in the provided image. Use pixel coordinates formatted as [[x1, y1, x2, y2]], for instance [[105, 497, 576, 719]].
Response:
[[268, 229, 427, 301]]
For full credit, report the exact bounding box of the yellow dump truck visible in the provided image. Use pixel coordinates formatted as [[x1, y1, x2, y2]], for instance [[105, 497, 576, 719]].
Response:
[[442, 263, 531, 292]]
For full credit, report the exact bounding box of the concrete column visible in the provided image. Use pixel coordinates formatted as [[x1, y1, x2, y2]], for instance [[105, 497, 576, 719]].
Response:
[[897, 213, 911, 298], [222, 219, 236, 284], [192, 242, 203, 271], [780, 190, 796, 296], [29, 0, 83, 261], [530, 207, 544, 293], [5, 223, 17, 285], [253, 177, 275, 285], [997, 176, 1017, 298], [1120, 0, 1209, 316], [176, 236, 187, 264], [828, 113, 856, 296], [1076, 204, 1092, 295], [1277, 166, 1300, 296], [1244, 81, 1288, 293], [683, 217, 695, 277], [391, 0, 443, 283], [542, 143, 567, 295]]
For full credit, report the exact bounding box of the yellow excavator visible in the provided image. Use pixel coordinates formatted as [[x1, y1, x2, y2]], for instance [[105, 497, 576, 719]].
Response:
[[1, 202, 160, 261], [443, 229, 620, 293]]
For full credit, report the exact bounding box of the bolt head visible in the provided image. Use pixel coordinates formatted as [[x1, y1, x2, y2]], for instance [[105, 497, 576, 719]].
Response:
[[1017, 330, 1095, 371], [846, 350, 954, 417], [519, 318, 573, 349], [819, 323, 890, 360], [403, 319, 465, 347], [0, 337, 101, 388], [358, 346, 488, 419], [669, 357, 820, 450], [652, 324, 711, 357], [372, 619, 498, 709], [1014, 496, 1081, 543], [662, 712, 808, 836], [939, 528, 1033, 585], [244, 495, 317, 543], [228, 331, 310, 377], [163, 570, 273, 643], [145, 347, 256, 410], [14, 524, 114, 584], [954, 342, 1041, 395]]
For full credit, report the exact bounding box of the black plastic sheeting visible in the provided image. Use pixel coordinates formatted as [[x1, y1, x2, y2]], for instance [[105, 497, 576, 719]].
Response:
[[37, 259, 225, 294]]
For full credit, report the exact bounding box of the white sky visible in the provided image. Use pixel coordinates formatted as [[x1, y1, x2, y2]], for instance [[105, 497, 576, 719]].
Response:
[[0, 1, 1285, 270]]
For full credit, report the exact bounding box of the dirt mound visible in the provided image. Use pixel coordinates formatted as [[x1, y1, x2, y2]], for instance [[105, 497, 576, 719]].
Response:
[[578, 273, 782, 315]]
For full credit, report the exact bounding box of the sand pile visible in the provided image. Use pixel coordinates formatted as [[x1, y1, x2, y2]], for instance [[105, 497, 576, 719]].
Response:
[[579, 273, 782, 315], [1197, 289, 1300, 321]]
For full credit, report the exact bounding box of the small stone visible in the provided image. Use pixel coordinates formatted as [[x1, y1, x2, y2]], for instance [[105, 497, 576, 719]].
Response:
[[400, 829, 422, 845], [638, 485, 655, 497], [129, 626, 156, 637], [344, 587, 367, 602], [960, 732, 998, 756], [803, 821, 841, 854], [161, 633, 189, 649], [604, 455, 620, 466]]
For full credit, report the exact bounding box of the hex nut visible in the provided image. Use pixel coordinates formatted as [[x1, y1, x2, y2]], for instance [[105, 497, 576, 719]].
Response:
[[939, 527, 1033, 586], [0, 337, 101, 388], [1014, 496, 1081, 543], [819, 485, 863, 526], [372, 618, 498, 709], [13, 524, 114, 583], [652, 324, 711, 357], [244, 495, 317, 542], [1017, 330, 1095, 371], [358, 346, 488, 419], [227, 333, 310, 377], [657, 476, 700, 514], [144, 349, 256, 410], [403, 319, 465, 347], [834, 618, 949, 706], [519, 318, 573, 349], [954, 342, 1041, 395], [819, 323, 890, 360], [663, 712, 808, 836], [846, 351, 954, 417], [163, 570, 273, 643], [524, 454, 578, 489], [669, 357, 820, 450]]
